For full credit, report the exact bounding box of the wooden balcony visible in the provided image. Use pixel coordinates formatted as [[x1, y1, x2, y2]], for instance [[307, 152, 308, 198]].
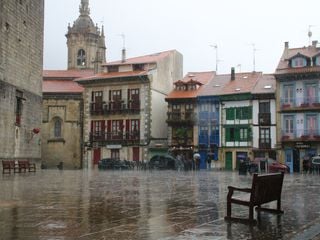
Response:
[[281, 129, 320, 142], [167, 111, 196, 125]]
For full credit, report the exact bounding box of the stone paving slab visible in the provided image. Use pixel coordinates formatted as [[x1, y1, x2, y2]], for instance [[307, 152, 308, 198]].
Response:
[[0, 169, 320, 239]]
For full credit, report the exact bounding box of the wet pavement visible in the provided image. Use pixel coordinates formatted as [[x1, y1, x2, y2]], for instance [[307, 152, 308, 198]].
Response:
[[0, 169, 320, 240]]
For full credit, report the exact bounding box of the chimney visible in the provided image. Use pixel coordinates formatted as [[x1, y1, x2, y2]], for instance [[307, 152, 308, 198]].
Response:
[[121, 48, 126, 63], [284, 41, 289, 49], [284, 41, 289, 59], [231, 67, 235, 80], [312, 40, 318, 47]]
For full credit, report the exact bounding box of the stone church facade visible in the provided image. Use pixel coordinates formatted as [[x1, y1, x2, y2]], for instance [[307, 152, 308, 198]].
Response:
[[41, 0, 105, 169], [0, 0, 44, 162]]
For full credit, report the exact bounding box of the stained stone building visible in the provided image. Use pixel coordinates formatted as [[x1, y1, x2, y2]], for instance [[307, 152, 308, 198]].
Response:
[[41, 0, 104, 169], [0, 0, 44, 162]]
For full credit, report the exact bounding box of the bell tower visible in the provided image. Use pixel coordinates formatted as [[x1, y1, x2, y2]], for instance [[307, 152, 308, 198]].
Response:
[[66, 0, 106, 70]]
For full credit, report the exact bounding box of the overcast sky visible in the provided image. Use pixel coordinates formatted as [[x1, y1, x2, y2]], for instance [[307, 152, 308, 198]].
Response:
[[44, 0, 320, 75]]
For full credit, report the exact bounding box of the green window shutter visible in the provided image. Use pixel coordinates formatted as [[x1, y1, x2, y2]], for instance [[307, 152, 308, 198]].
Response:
[[235, 107, 240, 119], [248, 106, 252, 119], [225, 127, 230, 141], [226, 108, 235, 120], [235, 128, 240, 141]]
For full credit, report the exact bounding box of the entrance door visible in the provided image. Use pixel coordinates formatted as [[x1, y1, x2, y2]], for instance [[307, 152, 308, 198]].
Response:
[[285, 149, 293, 173], [133, 147, 140, 161], [93, 148, 101, 165], [293, 148, 300, 173], [225, 152, 233, 170]]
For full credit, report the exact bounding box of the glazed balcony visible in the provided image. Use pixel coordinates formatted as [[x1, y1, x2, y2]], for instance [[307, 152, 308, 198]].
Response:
[[89, 131, 140, 145], [259, 138, 271, 149], [90, 100, 140, 115], [167, 111, 196, 125], [258, 113, 271, 125], [281, 129, 320, 142], [280, 97, 320, 111], [171, 136, 194, 146]]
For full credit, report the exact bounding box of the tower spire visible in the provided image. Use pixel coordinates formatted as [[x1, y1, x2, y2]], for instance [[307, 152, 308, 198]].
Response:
[[79, 0, 90, 15]]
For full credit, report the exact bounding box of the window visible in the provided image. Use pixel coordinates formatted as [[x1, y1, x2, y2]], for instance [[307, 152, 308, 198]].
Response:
[[110, 90, 121, 101], [226, 108, 235, 120], [54, 118, 62, 138], [133, 64, 144, 71], [240, 128, 248, 141], [91, 91, 103, 102], [283, 84, 294, 104], [200, 126, 208, 136], [200, 103, 209, 112], [306, 115, 317, 135], [315, 56, 320, 66], [15, 91, 24, 126], [77, 49, 86, 66], [107, 65, 119, 72], [260, 128, 270, 143], [111, 149, 120, 160], [172, 104, 180, 111], [185, 104, 193, 111], [236, 106, 252, 120], [291, 57, 307, 67], [259, 102, 270, 113], [284, 115, 294, 134], [305, 83, 317, 104]]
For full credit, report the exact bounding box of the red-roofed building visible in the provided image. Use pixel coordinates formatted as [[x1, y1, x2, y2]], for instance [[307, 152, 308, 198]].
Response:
[[275, 41, 320, 173], [42, 69, 94, 169], [165, 71, 215, 163], [41, 0, 105, 169], [75, 50, 183, 166]]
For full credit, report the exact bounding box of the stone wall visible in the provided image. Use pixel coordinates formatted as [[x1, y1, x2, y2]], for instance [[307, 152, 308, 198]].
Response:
[[41, 96, 83, 169], [0, 0, 44, 161]]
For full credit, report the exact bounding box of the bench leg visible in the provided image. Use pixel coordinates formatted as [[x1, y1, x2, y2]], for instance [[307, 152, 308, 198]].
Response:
[[227, 201, 231, 218], [249, 206, 254, 222]]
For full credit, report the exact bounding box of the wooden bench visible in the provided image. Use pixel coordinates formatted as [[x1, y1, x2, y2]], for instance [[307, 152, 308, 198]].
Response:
[[2, 160, 16, 174], [17, 160, 36, 173], [224, 172, 284, 224]]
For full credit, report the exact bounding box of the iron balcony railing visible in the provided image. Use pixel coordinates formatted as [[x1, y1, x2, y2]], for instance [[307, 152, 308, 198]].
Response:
[[258, 113, 271, 125], [90, 101, 141, 115], [281, 129, 320, 141], [90, 131, 140, 145], [258, 138, 271, 149], [280, 97, 320, 110]]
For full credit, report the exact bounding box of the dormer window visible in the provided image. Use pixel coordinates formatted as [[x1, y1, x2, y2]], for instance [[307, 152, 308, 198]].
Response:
[[107, 65, 119, 73], [291, 57, 307, 68], [315, 56, 320, 66], [133, 64, 145, 71], [188, 84, 197, 90], [175, 85, 186, 91]]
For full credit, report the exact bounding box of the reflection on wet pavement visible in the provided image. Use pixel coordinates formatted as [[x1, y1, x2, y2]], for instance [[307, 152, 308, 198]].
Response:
[[0, 170, 319, 239]]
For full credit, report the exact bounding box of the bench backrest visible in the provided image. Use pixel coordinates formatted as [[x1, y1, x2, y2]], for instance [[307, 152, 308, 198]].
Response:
[[2, 160, 15, 168], [250, 172, 284, 205]]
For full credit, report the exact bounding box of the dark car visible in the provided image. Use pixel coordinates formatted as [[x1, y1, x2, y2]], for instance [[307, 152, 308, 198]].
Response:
[[249, 158, 290, 173], [98, 158, 130, 170], [149, 155, 184, 170]]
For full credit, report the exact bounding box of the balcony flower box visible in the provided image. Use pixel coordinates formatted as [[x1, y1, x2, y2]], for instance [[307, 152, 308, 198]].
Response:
[[281, 135, 290, 141], [312, 103, 320, 107], [300, 103, 309, 108], [282, 104, 291, 109], [300, 135, 309, 140]]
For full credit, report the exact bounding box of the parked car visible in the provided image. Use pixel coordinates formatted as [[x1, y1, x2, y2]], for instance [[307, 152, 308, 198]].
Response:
[[98, 158, 130, 170], [149, 155, 184, 170], [249, 158, 290, 173]]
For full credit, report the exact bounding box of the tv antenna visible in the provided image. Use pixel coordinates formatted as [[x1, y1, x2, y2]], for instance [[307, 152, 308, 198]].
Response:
[[308, 25, 315, 46], [210, 44, 219, 73], [251, 43, 257, 72]]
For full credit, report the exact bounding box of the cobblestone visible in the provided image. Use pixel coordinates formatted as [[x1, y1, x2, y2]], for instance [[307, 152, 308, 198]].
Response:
[[0, 170, 319, 239]]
